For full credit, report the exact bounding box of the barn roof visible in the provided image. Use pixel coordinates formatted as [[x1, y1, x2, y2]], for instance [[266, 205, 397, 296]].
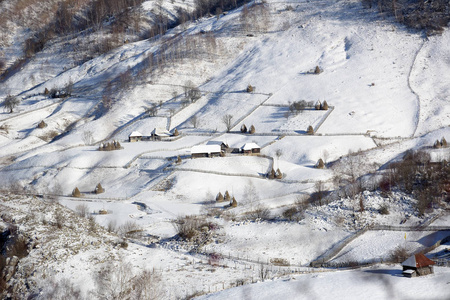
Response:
[[402, 254, 435, 268], [241, 143, 260, 151], [129, 131, 143, 137], [152, 128, 171, 137], [206, 140, 228, 146], [191, 144, 221, 154]]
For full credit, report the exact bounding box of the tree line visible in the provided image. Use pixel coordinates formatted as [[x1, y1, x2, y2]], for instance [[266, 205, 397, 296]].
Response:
[[362, 0, 450, 33]]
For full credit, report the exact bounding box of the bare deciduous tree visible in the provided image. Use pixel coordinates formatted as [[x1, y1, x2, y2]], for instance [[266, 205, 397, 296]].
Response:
[[222, 114, 233, 132], [189, 115, 198, 128], [3, 95, 19, 113]]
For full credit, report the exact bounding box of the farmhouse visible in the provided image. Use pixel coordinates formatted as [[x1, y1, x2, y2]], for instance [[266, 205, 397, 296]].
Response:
[[206, 140, 229, 151], [191, 144, 222, 158], [151, 128, 172, 141], [128, 131, 143, 142], [241, 143, 260, 154], [402, 253, 435, 277]]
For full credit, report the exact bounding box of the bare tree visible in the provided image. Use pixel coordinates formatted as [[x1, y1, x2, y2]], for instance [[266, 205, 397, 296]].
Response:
[[189, 115, 199, 128], [94, 256, 133, 299], [243, 181, 259, 211], [82, 130, 94, 145], [75, 203, 89, 218], [2, 95, 20, 113], [222, 114, 233, 132]]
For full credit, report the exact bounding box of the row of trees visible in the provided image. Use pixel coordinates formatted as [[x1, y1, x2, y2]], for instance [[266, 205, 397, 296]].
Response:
[[380, 150, 449, 215], [362, 0, 450, 33]]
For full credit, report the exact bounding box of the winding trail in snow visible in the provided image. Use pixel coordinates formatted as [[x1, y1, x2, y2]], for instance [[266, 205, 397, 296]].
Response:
[[408, 37, 427, 138]]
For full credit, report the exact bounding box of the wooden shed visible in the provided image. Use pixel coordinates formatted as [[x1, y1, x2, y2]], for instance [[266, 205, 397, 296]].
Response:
[[151, 128, 172, 141], [206, 140, 229, 152], [241, 143, 260, 154], [402, 253, 435, 277], [191, 145, 221, 158], [129, 131, 143, 142]]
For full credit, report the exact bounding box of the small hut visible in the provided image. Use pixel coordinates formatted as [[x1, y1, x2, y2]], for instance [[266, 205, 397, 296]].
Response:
[[402, 254, 435, 277], [129, 131, 143, 142], [241, 143, 260, 154]]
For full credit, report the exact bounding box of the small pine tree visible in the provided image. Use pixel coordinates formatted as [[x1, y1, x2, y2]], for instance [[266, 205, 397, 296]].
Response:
[[246, 85, 254, 93], [216, 192, 224, 202], [176, 156, 182, 164], [44, 88, 49, 95], [316, 158, 325, 169], [441, 137, 447, 148], [115, 141, 121, 149], [249, 125, 255, 134], [231, 197, 237, 207], [275, 168, 282, 179], [95, 183, 104, 194], [173, 128, 179, 136], [72, 187, 81, 197], [224, 190, 231, 202], [322, 101, 329, 110], [240, 124, 247, 133], [307, 125, 314, 135]]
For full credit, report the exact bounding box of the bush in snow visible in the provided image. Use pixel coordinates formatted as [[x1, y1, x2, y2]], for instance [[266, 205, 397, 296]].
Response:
[[389, 245, 410, 263], [95, 183, 104, 194], [307, 125, 314, 135], [246, 84, 254, 93]]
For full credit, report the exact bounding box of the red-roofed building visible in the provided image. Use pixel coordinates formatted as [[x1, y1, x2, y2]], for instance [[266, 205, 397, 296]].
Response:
[[401, 253, 435, 277]]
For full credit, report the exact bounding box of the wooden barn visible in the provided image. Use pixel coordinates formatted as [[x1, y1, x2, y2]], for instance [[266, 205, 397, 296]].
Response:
[[206, 140, 229, 152], [151, 128, 172, 141], [241, 143, 260, 154], [191, 145, 221, 158], [128, 131, 143, 142], [402, 253, 435, 277]]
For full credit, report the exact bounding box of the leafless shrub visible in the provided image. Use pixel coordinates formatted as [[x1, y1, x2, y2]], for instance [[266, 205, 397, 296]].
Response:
[[119, 220, 143, 238], [38, 277, 83, 300], [270, 258, 289, 266], [54, 208, 64, 229], [39, 130, 59, 142], [130, 269, 163, 299], [173, 215, 201, 241], [389, 246, 410, 263], [75, 203, 89, 218], [88, 214, 97, 233], [258, 263, 269, 282], [107, 219, 117, 233], [247, 205, 271, 221]]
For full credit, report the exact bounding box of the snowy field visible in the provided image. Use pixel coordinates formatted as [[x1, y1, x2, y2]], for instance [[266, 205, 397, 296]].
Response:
[[0, 0, 449, 298]]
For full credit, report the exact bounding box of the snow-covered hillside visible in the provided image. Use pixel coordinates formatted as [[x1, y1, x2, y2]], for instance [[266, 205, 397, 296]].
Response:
[[1, 0, 449, 298]]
